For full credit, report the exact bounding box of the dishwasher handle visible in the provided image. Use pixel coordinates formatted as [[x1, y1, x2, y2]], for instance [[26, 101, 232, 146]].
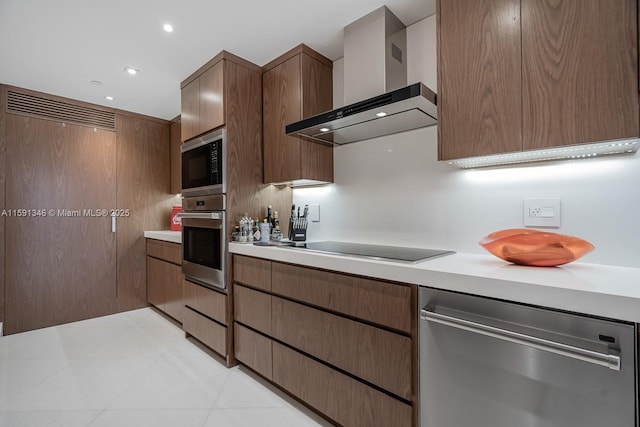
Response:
[[421, 308, 621, 371]]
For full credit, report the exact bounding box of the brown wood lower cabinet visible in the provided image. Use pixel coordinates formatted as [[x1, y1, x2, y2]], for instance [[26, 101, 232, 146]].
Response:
[[232, 255, 417, 427], [182, 278, 228, 359], [183, 307, 226, 356], [234, 323, 273, 380], [273, 342, 412, 427], [145, 239, 183, 322]]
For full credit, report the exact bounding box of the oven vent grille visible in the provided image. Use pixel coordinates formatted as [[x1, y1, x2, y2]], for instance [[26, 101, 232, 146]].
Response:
[[7, 90, 116, 130]]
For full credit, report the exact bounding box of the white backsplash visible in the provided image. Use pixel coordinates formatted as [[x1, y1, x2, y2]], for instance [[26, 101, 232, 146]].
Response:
[[293, 15, 640, 268], [294, 127, 640, 267]]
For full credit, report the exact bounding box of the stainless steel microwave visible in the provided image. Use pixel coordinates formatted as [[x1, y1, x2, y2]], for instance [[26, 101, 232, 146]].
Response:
[[181, 128, 226, 197]]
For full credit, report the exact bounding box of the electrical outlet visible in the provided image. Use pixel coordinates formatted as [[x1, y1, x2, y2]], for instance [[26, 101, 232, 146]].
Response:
[[308, 204, 320, 222], [524, 199, 561, 227]]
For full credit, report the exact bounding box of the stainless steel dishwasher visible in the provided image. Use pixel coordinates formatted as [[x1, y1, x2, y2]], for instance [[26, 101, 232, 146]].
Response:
[[419, 287, 637, 427]]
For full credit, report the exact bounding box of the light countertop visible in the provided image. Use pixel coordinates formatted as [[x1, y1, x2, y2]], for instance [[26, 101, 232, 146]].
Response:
[[229, 242, 640, 323], [143, 230, 181, 244]]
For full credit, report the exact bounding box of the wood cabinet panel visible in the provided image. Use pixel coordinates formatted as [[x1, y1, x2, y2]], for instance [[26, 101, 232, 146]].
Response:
[[263, 54, 302, 183], [262, 45, 333, 185], [181, 79, 199, 142], [199, 61, 225, 134], [234, 323, 273, 380], [521, 0, 638, 150], [234, 285, 271, 335], [5, 116, 117, 334], [233, 255, 271, 291], [272, 262, 412, 333], [183, 279, 226, 324], [170, 119, 181, 194], [163, 262, 184, 322], [437, 0, 522, 160], [146, 256, 165, 308], [146, 239, 181, 265], [146, 255, 183, 322], [116, 114, 172, 313], [273, 342, 412, 427], [271, 296, 412, 400], [183, 307, 226, 356]]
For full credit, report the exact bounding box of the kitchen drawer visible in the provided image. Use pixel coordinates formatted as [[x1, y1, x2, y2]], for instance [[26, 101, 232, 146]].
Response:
[[273, 342, 412, 427], [146, 239, 182, 265], [163, 262, 184, 323], [183, 307, 226, 356], [272, 262, 412, 333], [234, 323, 273, 380], [183, 279, 226, 325], [272, 295, 412, 400], [233, 255, 271, 291], [234, 285, 271, 335]]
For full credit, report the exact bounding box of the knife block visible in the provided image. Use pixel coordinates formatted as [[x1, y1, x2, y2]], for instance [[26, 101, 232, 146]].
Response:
[[289, 217, 308, 241]]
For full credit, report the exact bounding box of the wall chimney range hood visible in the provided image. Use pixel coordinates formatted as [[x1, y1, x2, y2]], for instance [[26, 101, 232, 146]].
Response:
[[285, 83, 436, 145], [286, 6, 437, 145]]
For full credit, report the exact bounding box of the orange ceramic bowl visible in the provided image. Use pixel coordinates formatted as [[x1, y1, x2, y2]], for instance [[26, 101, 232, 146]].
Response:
[[479, 229, 595, 267]]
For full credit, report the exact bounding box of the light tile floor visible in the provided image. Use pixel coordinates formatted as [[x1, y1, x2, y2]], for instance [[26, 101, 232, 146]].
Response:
[[0, 308, 333, 427]]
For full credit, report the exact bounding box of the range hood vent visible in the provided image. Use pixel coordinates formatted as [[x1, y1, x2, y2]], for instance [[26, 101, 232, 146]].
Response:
[[286, 6, 437, 145], [286, 83, 436, 145]]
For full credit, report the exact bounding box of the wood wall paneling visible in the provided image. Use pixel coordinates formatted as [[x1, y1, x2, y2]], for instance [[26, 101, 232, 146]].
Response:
[[437, 0, 523, 160], [170, 119, 181, 194], [5, 116, 117, 334], [521, 0, 639, 149], [116, 113, 172, 312], [0, 85, 6, 325]]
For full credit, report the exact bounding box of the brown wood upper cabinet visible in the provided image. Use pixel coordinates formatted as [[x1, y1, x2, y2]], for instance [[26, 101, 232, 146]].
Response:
[[262, 44, 334, 185], [437, 0, 639, 160], [170, 118, 181, 194], [180, 59, 224, 142]]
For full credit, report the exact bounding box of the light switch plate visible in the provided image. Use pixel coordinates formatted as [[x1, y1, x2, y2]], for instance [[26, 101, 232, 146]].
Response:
[[523, 198, 561, 227], [308, 204, 320, 222]]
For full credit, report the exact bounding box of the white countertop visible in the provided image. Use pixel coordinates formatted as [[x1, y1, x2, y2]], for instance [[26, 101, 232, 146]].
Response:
[[143, 230, 181, 244], [229, 242, 640, 323]]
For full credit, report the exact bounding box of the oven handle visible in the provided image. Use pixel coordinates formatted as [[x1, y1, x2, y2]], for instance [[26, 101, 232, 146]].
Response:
[[421, 308, 621, 371], [176, 212, 222, 220]]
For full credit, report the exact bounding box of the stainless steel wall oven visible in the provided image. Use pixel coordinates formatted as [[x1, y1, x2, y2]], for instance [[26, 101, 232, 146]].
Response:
[[180, 194, 226, 290]]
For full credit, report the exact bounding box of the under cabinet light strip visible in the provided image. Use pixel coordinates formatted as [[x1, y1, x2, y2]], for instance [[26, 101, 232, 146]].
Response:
[[447, 139, 640, 169]]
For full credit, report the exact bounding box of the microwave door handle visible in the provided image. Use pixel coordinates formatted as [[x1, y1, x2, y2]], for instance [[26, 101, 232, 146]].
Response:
[[421, 309, 621, 371]]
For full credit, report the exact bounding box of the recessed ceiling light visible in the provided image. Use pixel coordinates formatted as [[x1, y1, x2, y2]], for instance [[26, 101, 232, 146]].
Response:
[[90, 80, 103, 86], [105, 96, 114, 101], [124, 67, 139, 75], [320, 128, 330, 132], [376, 112, 387, 117], [163, 23, 174, 33]]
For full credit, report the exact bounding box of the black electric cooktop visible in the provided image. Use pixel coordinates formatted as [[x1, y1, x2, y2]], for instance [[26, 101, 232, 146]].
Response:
[[292, 241, 455, 264]]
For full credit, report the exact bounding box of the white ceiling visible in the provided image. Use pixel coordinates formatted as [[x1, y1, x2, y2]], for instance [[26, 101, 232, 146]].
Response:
[[0, 0, 434, 120]]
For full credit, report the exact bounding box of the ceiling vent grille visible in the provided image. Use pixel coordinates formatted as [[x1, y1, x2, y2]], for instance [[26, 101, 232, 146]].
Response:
[[7, 90, 116, 130]]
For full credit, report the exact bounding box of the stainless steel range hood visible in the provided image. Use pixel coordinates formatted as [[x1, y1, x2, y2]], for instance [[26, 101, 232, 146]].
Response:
[[286, 6, 437, 145]]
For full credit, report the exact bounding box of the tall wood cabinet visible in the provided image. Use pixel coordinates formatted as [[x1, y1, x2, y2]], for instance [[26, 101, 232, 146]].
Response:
[[262, 44, 334, 185], [1, 86, 172, 335], [437, 0, 639, 160], [169, 118, 181, 194], [179, 52, 292, 363]]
